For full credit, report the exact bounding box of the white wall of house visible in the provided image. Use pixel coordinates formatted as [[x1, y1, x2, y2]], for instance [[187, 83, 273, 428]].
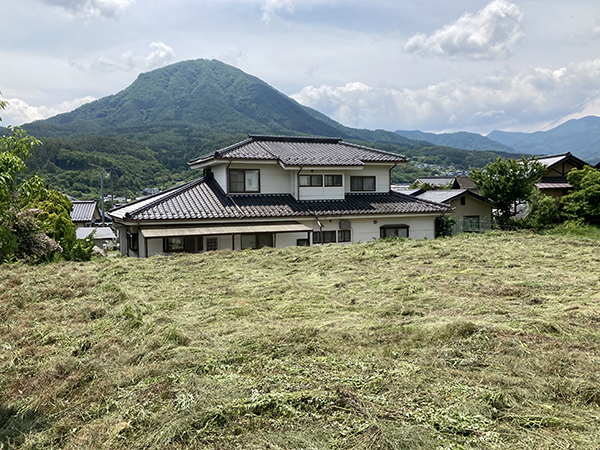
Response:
[[298, 170, 346, 200], [147, 238, 163, 257], [212, 164, 227, 190], [344, 166, 390, 193]]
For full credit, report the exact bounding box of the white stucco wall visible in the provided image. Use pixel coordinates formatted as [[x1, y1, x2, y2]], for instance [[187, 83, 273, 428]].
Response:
[[344, 166, 390, 193]]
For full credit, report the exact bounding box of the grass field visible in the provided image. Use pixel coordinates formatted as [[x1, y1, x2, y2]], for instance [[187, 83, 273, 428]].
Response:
[[1, 231, 600, 449]]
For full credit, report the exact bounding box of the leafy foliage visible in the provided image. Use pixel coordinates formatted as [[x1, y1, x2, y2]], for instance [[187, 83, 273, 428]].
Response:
[[470, 157, 547, 227], [435, 215, 457, 237], [0, 93, 93, 263], [562, 166, 600, 224]]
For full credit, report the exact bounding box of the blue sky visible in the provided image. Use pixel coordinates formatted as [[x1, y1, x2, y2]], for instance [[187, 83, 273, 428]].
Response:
[[2, 0, 600, 135]]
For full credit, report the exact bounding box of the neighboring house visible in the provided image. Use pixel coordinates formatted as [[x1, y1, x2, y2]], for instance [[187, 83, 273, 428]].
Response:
[[412, 189, 493, 234], [531, 152, 590, 198], [451, 176, 479, 194], [109, 135, 450, 257], [70, 201, 102, 227], [412, 177, 455, 189], [76, 227, 117, 248]]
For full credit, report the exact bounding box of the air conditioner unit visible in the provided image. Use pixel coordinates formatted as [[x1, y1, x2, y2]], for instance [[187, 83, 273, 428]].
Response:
[[339, 220, 351, 229]]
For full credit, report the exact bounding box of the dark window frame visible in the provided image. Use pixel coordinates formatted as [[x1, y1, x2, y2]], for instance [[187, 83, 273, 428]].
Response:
[[205, 236, 219, 251], [313, 230, 337, 244], [229, 168, 261, 193], [325, 175, 343, 187], [163, 236, 185, 252], [338, 229, 352, 242], [463, 216, 480, 233], [350, 176, 376, 191], [299, 175, 323, 187], [241, 233, 274, 250], [380, 224, 409, 239]]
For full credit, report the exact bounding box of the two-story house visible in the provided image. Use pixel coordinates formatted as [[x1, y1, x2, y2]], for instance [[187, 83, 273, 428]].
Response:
[[109, 135, 450, 257]]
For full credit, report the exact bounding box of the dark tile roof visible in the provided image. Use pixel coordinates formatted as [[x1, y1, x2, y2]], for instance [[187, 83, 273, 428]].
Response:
[[71, 201, 98, 222], [110, 177, 448, 222], [452, 176, 478, 190], [188, 135, 407, 167]]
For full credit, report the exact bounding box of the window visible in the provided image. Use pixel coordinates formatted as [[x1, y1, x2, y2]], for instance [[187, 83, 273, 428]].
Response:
[[163, 236, 201, 253], [229, 169, 260, 193], [299, 175, 323, 187], [313, 230, 336, 244], [325, 175, 343, 187], [350, 176, 375, 191], [460, 196, 466, 206], [164, 237, 184, 252], [463, 216, 480, 233], [206, 237, 218, 251], [338, 229, 351, 242], [241, 233, 273, 249], [296, 238, 309, 247], [380, 225, 409, 239]]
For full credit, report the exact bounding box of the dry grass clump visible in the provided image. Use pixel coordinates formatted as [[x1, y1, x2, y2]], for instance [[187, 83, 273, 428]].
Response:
[[1, 231, 600, 449]]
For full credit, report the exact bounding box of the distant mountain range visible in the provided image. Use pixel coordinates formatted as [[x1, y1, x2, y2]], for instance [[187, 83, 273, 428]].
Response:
[[487, 116, 600, 163], [397, 116, 600, 164], [395, 129, 513, 154]]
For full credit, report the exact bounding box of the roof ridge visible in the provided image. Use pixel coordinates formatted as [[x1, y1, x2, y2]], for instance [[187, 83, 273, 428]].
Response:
[[248, 134, 342, 144], [339, 140, 407, 161], [390, 190, 449, 210]]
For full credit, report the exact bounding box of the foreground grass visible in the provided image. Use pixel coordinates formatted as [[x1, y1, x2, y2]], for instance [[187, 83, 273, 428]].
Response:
[[1, 232, 600, 449]]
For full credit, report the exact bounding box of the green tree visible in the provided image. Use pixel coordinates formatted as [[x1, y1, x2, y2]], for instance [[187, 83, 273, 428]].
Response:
[[562, 166, 600, 224], [470, 157, 546, 228], [0, 91, 93, 262]]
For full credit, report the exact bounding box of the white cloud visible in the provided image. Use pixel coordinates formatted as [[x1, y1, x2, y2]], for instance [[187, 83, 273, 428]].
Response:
[[39, 0, 135, 19], [80, 42, 174, 73], [291, 59, 600, 133], [261, 0, 295, 23], [1, 96, 96, 126], [404, 0, 524, 60]]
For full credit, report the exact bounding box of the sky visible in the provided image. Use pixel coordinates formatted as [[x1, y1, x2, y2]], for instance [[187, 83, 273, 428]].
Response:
[[2, 0, 600, 135]]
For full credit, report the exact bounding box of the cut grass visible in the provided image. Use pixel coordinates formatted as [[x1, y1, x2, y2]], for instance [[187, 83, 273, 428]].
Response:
[[1, 231, 600, 449]]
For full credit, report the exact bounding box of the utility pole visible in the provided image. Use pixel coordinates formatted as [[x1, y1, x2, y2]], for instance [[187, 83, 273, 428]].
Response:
[[110, 167, 114, 210], [100, 169, 105, 227]]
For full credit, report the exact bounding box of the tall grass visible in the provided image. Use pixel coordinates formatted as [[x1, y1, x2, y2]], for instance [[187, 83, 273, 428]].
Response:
[[1, 231, 600, 449]]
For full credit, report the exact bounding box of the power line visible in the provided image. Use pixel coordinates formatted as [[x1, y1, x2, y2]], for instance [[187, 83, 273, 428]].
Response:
[[507, 91, 600, 152]]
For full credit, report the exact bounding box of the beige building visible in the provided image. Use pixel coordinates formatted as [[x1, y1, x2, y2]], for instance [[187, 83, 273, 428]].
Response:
[[413, 189, 493, 234]]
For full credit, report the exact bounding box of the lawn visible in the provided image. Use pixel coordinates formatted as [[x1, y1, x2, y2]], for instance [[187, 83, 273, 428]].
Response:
[[1, 231, 600, 449]]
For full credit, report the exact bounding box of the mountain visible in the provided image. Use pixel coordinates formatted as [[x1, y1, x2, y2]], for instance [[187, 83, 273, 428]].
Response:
[[487, 116, 600, 163], [23, 59, 420, 162], [8, 59, 516, 199], [395, 129, 514, 154]]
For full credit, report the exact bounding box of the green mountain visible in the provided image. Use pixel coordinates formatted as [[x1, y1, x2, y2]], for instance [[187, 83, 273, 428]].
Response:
[[395, 129, 515, 154], [487, 116, 600, 163], [8, 59, 515, 199]]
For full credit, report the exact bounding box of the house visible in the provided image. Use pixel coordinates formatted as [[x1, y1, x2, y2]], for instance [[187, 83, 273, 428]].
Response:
[[451, 176, 479, 194], [76, 227, 117, 248], [70, 201, 102, 227], [531, 152, 590, 198], [410, 189, 493, 234], [412, 176, 455, 189], [109, 135, 450, 257]]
